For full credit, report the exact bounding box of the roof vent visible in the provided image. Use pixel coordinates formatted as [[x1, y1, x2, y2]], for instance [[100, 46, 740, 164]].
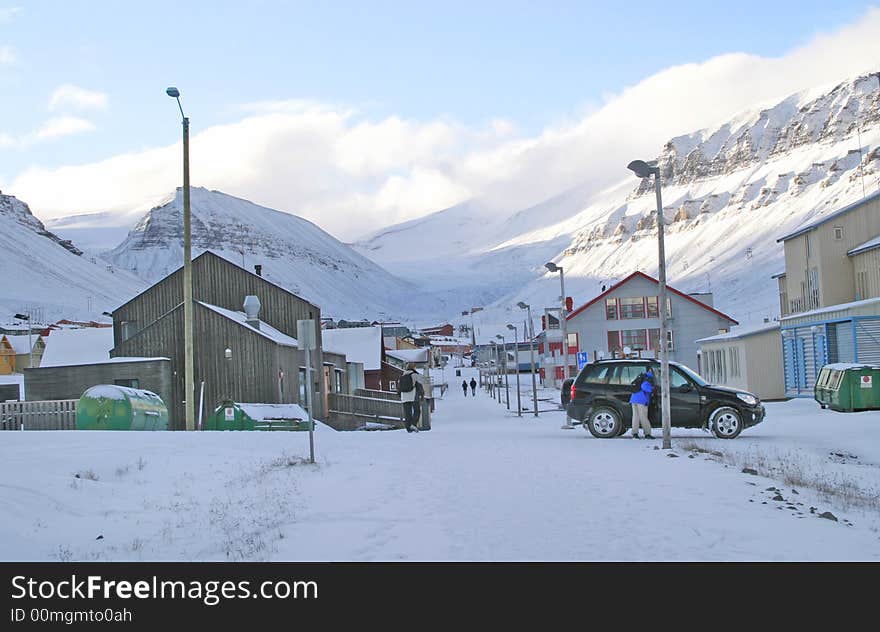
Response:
[[254, 264, 262, 277], [243, 295, 261, 330]]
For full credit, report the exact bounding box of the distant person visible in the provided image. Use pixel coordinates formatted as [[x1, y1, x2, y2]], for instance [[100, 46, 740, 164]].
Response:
[[469, 378, 477, 396], [397, 364, 421, 433], [629, 369, 655, 439], [462, 380, 469, 396]]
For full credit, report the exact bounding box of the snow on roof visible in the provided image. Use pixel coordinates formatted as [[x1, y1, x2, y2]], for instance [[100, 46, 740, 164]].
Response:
[[847, 235, 880, 257], [198, 302, 298, 347], [40, 327, 115, 367], [236, 403, 308, 421], [821, 362, 880, 371], [696, 323, 780, 343], [386, 348, 429, 363], [321, 326, 382, 370], [3, 335, 39, 355]]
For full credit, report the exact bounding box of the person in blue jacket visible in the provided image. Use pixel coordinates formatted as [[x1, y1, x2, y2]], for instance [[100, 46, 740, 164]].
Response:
[[629, 369, 655, 439]]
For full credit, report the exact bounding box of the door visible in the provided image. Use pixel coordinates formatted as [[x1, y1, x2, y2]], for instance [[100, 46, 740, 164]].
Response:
[[667, 366, 701, 426], [608, 363, 650, 422], [323, 365, 332, 415]]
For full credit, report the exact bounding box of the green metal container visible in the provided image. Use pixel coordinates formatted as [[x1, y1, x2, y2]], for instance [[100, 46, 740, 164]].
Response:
[[206, 401, 313, 431], [814, 363, 880, 412], [76, 385, 169, 430]]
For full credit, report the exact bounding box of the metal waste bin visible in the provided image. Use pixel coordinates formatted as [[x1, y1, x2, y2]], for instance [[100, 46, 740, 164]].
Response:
[[815, 363, 880, 412], [455, 369, 461, 377]]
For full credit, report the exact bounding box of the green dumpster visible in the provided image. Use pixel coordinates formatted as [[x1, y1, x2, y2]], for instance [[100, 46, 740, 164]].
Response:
[[76, 385, 169, 430], [814, 363, 880, 412], [206, 401, 313, 431]]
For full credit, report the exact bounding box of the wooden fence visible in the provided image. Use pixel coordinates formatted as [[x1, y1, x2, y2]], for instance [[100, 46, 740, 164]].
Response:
[[354, 388, 401, 401], [0, 400, 78, 431], [328, 392, 405, 430]]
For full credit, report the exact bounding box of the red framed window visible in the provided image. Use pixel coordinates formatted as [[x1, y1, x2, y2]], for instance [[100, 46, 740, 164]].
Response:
[[619, 297, 646, 319], [605, 298, 618, 320], [607, 330, 620, 352]]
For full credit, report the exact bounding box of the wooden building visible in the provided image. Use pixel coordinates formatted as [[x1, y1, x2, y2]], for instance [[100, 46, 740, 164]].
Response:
[[109, 251, 328, 428]]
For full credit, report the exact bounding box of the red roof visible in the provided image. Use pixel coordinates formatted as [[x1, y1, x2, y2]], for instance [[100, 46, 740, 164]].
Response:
[[566, 271, 739, 325]]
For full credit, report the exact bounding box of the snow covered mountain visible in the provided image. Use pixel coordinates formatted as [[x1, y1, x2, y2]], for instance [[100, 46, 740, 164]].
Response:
[[356, 72, 880, 338], [0, 192, 146, 324], [104, 187, 443, 320]]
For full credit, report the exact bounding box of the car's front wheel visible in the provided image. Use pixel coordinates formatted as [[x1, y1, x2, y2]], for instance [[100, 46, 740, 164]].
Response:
[[709, 406, 743, 439], [586, 406, 623, 439]]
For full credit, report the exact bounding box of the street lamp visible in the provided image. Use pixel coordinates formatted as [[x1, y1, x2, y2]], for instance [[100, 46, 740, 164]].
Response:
[[517, 301, 540, 417], [545, 262, 575, 429], [495, 334, 509, 409], [167, 86, 195, 432], [507, 324, 522, 417], [628, 159, 672, 450]]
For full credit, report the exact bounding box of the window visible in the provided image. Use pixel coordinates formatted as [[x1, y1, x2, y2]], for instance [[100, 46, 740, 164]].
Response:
[[666, 330, 675, 351], [335, 369, 344, 393], [620, 329, 647, 350], [607, 331, 621, 353], [649, 328, 660, 351], [121, 321, 138, 342], [669, 369, 690, 389], [298, 368, 308, 408], [605, 298, 618, 320], [567, 332, 578, 352], [619, 297, 646, 319], [609, 364, 648, 385], [857, 270, 868, 301], [834, 226, 843, 240], [808, 267, 820, 310], [114, 378, 139, 389], [646, 296, 659, 318], [728, 347, 740, 378], [579, 364, 614, 384]]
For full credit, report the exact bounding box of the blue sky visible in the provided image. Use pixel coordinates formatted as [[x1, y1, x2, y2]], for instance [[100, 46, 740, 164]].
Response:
[[1, 1, 879, 237]]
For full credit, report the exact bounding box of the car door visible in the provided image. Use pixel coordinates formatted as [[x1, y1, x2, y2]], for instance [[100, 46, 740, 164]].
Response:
[[666, 366, 701, 426], [608, 363, 650, 418]]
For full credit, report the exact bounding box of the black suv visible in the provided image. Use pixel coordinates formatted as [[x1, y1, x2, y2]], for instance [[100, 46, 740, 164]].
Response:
[[565, 359, 765, 439]]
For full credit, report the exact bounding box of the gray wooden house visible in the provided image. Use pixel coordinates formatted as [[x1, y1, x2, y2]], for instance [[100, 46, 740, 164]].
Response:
[[109, 251, 329, 428]]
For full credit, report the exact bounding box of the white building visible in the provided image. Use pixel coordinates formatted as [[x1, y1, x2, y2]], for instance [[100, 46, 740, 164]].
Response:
[[696, 323, 785, 400]]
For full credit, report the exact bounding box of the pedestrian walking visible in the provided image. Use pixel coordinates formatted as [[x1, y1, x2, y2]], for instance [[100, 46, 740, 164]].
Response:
[[397, 363, 421, 433], [629, 369, 655, 439], [469, 377, 477, 396], [462, 380, 469, 396]]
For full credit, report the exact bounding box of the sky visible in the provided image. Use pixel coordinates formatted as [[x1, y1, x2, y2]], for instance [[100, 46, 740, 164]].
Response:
[[1, 1, 880, 240]]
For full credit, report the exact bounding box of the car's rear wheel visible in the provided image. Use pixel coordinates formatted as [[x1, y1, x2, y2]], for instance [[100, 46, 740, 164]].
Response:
[[587, 406, 622, 439], [709, 406, 743, 439]]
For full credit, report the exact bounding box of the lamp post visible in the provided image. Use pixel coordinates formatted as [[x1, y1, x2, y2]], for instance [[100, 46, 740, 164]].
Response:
[[166, 86, 195, 432], [628, 159, 672, 450], [495, 334, 509, 409], [545, 262, 574, 429], [507, 324, 522, 416], [517, 302, 539, 417]]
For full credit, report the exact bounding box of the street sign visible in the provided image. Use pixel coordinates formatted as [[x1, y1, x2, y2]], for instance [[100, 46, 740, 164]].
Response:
[[297, 320, 317, 350], [576, 351, 589, 369], [861, 375, 872, 389]]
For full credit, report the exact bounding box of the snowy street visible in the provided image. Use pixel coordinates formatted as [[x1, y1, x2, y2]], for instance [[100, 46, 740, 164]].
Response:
[[1, 367, 878, 561]]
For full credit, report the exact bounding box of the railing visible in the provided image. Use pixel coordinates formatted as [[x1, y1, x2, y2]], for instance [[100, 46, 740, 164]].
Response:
[[328, 392, 405, 430], [354, 388, 401, 401], [0, 400, 78, 431]]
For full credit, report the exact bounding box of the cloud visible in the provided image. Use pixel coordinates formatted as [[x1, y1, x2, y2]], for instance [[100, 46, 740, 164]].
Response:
[[8, 7, 880, 241], [48, 85, 108, 111], [32, 115, 95, 141], [0, 7, 21, 24], [0, 45, 15, 65]]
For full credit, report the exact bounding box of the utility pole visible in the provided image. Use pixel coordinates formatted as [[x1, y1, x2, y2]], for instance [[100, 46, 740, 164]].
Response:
[[507, 324, 521, 416]]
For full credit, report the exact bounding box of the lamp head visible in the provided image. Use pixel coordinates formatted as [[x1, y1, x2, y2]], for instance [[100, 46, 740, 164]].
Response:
[[516, 301, 529, 310], [506, 324, 515, 331], [627, 159, 659, 179], [166, 87, 180, 98], [225, 348, 232, 360], [544, 262, 559, 273]]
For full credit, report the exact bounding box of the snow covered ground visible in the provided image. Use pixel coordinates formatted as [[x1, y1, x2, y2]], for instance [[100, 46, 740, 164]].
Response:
[[1, 367, 878, 561]]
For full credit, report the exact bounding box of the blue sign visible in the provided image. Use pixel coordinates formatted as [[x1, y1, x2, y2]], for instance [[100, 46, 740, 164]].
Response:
[[576, 351, 589, 369]]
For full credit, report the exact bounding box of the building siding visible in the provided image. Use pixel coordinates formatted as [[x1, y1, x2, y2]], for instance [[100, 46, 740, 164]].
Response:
[[24, 359, 172, 407]]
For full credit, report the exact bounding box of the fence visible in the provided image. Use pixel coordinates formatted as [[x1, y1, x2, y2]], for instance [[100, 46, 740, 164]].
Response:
[[0, 400, 78, 431], [328, 392, 405, 430], [354, 388, 401, 401]]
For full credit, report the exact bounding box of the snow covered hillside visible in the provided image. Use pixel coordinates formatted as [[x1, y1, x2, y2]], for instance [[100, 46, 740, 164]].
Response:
[[0, 192, 145, 324], [357, 73, 880, 338], [103, 187, 444, 320]]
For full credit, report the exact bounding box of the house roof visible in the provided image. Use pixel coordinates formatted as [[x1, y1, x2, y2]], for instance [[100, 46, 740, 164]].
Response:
[[386, 348, 429, 364], [3, 335, 41, 355], [198, 302, 299, 347], [111, 250, 320, 315], [41, 327, 115, 367], [321, 326, 383, 370], [696, 322, 779, 344], [566, 271, 739, 325], [777, 189, 880, 243], [847, 234, 880, 257]]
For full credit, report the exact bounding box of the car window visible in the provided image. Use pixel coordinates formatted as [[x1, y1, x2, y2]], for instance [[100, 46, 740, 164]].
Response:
[[670, 368, 690, 388], [609, 364, 648, 385], [578, 364, 613, 384]]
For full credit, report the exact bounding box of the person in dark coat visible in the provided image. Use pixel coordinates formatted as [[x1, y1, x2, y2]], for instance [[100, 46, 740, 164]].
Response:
[[469, 378, 477, 396], [629, 369, 655, 439], [462, 380, 469, 396]]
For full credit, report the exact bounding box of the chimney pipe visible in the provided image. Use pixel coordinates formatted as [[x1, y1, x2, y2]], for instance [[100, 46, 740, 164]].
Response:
[[243, 295, 261, 330], [254, 264, 262, 277]]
